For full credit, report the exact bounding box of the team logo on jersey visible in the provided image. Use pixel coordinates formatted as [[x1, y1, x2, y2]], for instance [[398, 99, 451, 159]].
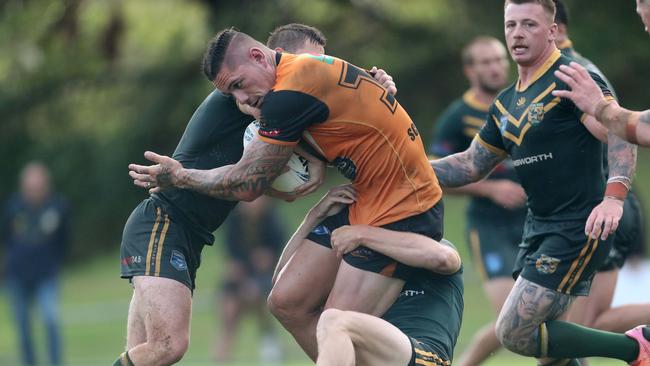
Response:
[[528, 103, 545, 125], [259, 128, 281, 137], [333, 156, 357, 180], [311, 225, 330, 236], [170, 250, 188, 272], [516, 96, 527, 108], [499, 115, 509, 134], [535, 254, 560, 274]]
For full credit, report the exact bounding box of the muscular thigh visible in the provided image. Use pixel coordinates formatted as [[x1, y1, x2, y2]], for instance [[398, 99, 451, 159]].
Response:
[[131, 276, 192, 344], [325, 261, 404, 316], [271, 239, 340, 310]]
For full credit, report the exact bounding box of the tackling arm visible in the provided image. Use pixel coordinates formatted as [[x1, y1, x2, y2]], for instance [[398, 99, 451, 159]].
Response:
[[335, 226, 461, 274], [176, 138, 293, 201], [129, 138, 293, 201]]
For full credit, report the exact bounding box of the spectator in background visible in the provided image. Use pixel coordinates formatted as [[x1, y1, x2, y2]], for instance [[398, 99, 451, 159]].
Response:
[[213, 196, 285, 364], [1, 161, 69, 366]]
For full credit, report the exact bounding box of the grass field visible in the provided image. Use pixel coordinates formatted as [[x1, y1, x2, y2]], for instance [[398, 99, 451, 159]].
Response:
[[2, 150, 649, 365]]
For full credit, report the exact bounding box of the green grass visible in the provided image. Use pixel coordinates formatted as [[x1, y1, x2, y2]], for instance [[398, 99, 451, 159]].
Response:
[[2, 150, 649, 365]]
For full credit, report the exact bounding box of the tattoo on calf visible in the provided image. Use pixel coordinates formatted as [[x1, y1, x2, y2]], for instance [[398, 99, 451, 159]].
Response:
[[499, 279, 573, 356]]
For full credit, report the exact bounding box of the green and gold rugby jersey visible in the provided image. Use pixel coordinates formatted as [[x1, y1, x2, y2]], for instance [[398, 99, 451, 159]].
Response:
[[477, 49, 614, 220], [430, 90, 525, 221]]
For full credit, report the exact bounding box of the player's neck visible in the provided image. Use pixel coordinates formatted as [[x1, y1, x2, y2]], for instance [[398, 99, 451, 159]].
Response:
[[517, 44, 558, 90], [470, 87, 498, 105]]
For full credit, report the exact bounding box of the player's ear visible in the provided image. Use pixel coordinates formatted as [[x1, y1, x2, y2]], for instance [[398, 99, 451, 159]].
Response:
[[250, 47, 266, 65], [463, 64, 473, 80], [548, 22, 558, 42], [274, 47, 285, 53]]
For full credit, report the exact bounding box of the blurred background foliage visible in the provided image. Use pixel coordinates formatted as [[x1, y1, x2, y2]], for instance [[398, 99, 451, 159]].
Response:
[[1, 1, 650, 364], [1, 0, 649, 266]]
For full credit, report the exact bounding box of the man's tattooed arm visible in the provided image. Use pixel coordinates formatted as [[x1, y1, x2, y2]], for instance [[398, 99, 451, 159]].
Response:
[[597, 102, 650, 146], [607, 130, 637, 182], [496, 278, 574, 357], [637, 110, 650, 146], [430, 138, 506, 187], [176, 138, 293, 201]]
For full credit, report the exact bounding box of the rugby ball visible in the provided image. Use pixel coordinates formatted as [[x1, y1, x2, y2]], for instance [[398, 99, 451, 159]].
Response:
[[243, 121, 310, 193]]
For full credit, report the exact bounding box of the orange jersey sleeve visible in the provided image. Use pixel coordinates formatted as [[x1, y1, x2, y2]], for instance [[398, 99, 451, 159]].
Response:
[[261, 53, 442, 226]]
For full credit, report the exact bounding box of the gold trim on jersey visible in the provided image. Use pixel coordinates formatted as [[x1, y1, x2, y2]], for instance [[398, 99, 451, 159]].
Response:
[[154, 215, 171, 277], [145, 207, 162, 276], [565, 238, 599, 294], [516, 48, 561, 92], [557, 237, 599, 294], [463, 90, 490, 112], [539, 323, 549, 357], [462, 115, 486, 128], [492, 115, 531, 146], [557, 39, 573, 51], [469, 229, 488, 281], [414, 347, 451, 366], [495, 83, 557, 129], [493, 99, 562, 146], [463, 127, 480, 138], [474, 135, 508, 157]]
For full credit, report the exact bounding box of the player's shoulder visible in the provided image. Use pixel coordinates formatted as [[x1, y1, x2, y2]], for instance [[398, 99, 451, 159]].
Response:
[[199, 90, 236, 110], [277, 53, 339, 79]]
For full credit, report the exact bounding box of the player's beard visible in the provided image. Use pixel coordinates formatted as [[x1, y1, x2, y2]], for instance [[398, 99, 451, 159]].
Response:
[[478, 77, 503, 95]]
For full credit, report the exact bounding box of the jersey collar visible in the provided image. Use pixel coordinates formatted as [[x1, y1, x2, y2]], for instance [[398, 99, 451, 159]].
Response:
[[516, 48, 561, 93], [556, 38, 574, 51], [462, 90, 490, 112]]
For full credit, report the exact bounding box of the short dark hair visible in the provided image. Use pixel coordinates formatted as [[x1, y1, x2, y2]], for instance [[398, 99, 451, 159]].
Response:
[[553, 0, 569, 26], [504, 0, 556, 21], [267, 23, 327, 53], [202, 27, 239, 82], [462, 36, 502, 65]]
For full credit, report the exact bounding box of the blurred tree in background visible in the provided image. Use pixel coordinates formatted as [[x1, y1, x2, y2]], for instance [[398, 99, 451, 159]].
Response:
[[1, 0, 648, 262]]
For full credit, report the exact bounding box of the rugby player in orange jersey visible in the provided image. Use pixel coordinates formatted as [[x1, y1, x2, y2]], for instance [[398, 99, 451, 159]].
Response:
[[129, 28, 445, 360]]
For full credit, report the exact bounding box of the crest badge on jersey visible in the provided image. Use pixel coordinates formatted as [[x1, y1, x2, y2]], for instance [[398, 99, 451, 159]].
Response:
[[499, 115, 509, 134], [535, 254, 560, 274], [528, 102, 545, 126]]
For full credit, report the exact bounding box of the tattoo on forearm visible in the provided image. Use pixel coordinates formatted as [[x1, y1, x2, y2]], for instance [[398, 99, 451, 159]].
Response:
[[431, 139, 505, 187], [180, 141, 292, 200], [498, 279, 573, 356], [607, 131, 636, 182]]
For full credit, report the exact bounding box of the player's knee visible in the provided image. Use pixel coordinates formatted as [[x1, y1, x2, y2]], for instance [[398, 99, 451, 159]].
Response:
[[154, 334, 189, 365], [267, 286, 308, 322], [317, 309, 350, 341]]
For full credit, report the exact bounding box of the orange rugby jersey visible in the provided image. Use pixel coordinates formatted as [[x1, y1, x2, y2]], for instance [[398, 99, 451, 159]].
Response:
[[258, 53, 442, 226]]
